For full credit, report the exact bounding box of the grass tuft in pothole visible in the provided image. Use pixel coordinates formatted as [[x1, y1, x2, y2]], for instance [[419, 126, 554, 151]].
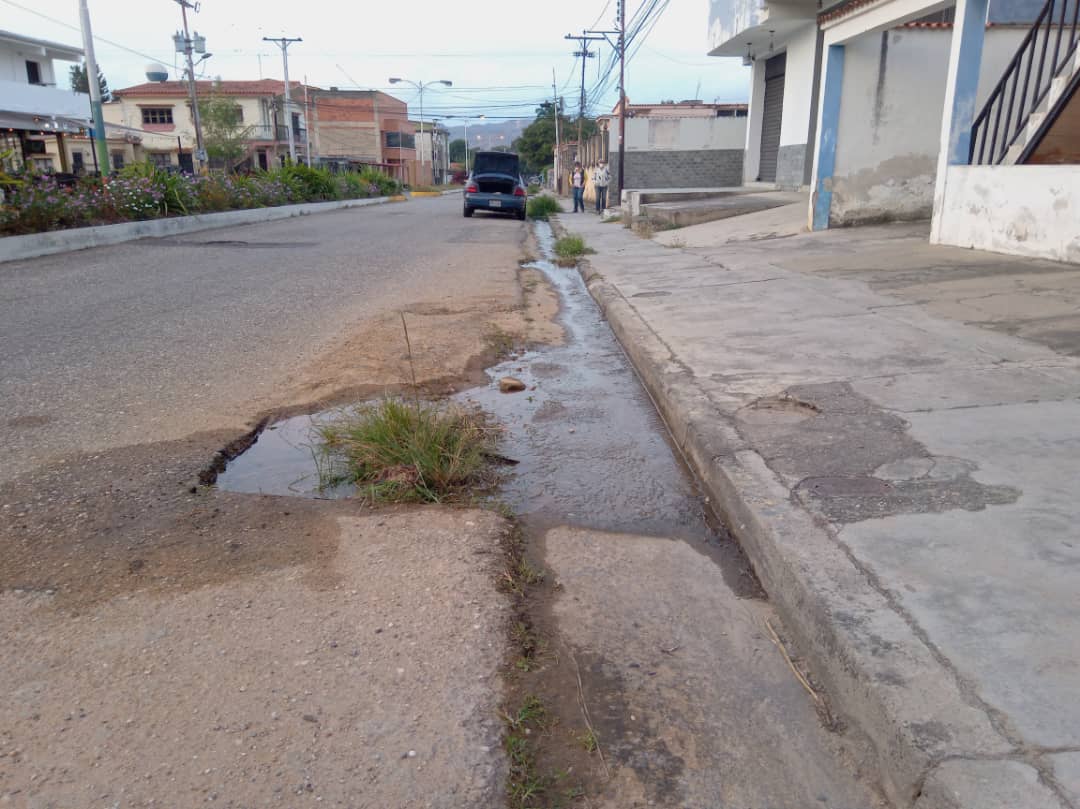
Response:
[[316, 398, 497, 503]]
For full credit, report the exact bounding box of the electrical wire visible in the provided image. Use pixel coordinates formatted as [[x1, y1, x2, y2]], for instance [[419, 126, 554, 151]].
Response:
[[0, 0, 168, 64]]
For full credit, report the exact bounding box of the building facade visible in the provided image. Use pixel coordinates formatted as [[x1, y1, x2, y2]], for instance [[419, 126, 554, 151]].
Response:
[[108, 79, 308, 171], [708, 0, 1077, 262], [306, 89, 420, 183], [0, 29, 88, 172]]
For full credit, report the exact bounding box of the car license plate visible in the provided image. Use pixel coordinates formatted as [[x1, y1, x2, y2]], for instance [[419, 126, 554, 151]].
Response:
[[489, 199, 502, 208]]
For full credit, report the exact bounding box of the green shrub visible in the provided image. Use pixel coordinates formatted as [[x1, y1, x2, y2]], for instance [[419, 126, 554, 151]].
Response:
[[526, 195, 561, 220], [279, 163, 340, 200], [317, 398, 496, 503], [358, 168, 400, 197]]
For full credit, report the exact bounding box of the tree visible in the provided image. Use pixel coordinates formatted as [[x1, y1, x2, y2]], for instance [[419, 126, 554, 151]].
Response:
[[69, 63, 110, 101], [449, 138, 467, 163], [512, 101, 596, 175], [198, 94, 252, 170]]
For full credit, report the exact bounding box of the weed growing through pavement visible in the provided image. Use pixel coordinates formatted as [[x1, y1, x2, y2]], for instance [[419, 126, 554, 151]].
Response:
[[484, 325, 517, 358], [527, 196, 562, 220], [665, 236, 687, 249], [577, 728, 599, 753], [553, 234, 593, 266]]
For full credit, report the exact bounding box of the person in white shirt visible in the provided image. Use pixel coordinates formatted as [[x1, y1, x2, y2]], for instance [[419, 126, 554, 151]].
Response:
[[593, 161, 610, 213], [571, 162, 585, 213]]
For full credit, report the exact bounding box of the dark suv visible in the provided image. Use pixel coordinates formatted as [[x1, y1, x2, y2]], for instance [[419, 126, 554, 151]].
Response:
[[463, 151, 527, 220]]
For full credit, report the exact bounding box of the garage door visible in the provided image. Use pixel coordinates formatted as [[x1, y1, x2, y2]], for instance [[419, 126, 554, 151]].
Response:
[[758, 53, 786, 183]]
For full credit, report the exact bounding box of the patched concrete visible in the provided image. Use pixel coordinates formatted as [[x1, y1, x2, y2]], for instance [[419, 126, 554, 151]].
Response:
[[914, 760, 1067, 809], [562, 212, 1080, 807]]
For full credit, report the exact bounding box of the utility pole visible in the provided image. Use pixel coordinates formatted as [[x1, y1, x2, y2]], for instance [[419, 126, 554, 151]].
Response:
[[617, 0, 626, 201], [564, 32, 602, 158], [552, 68, 561, 192], [78, 0, 110, 173], [173, 0, 207, 172], [264, 36, 302, 162]]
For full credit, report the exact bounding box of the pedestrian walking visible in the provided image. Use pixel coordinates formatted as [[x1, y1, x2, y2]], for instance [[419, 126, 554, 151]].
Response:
[[571, 162, 585, 213], [593, 160, 610, 213]]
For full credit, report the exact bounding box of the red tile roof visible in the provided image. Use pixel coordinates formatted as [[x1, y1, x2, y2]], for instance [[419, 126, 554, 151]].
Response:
[[114, 79, 305, 97]]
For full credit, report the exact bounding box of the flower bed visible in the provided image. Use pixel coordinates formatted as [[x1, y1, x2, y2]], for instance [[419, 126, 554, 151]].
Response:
[[0, 163, 401, 237]]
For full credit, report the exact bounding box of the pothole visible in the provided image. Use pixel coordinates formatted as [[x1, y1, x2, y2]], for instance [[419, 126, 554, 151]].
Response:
[[736, 395, 820, 425]]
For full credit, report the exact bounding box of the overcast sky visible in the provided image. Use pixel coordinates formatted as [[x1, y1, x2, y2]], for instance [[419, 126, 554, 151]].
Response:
[[3, 0, 749, 122]]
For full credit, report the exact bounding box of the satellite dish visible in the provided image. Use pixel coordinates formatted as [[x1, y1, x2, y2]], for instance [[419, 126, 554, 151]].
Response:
[[145, 62, 170, 83]]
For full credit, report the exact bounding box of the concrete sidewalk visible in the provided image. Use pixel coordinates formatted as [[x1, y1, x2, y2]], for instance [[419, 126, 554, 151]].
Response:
[[558, 211, 1080, 808]]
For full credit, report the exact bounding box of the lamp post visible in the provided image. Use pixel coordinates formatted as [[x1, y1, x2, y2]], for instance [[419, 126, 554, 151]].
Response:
[[172, 0, 207, 172], [388, 77, 451, 184], [457, 114, 484, 175]]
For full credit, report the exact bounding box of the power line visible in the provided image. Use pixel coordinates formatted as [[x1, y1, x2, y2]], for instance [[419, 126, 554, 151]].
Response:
[[0, 0, 166, 65]]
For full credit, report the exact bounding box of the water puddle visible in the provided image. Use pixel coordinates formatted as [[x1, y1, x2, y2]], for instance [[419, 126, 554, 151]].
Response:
[[215, 411, 354, 499], [217, 221, 726, 546]]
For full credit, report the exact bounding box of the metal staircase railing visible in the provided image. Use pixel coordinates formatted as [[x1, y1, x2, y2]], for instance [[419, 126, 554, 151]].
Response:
[[969, 0, 1080, 164]]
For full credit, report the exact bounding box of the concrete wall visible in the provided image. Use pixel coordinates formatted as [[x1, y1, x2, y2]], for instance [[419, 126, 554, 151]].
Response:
[[829, 27, 1025, 225], [744, 60, 767, 183], [0, 43, 58, 85], [608, 113, 747, 189], [777, 24, 820, 187], [618, 149, 745, 188], [623, 114, 746, 151], [933, 165, 1080, 262]]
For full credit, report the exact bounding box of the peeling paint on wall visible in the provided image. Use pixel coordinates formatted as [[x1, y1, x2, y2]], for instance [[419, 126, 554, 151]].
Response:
[[831, 154, 937, 224]]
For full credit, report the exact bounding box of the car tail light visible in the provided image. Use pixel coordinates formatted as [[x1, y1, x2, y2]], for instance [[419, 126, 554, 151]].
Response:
[[514, 186, 526, 196], [466, 183, 478, 193]]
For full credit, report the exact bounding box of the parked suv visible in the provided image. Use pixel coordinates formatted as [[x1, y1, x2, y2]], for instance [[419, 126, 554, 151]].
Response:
[[463, 151, 527, 220]]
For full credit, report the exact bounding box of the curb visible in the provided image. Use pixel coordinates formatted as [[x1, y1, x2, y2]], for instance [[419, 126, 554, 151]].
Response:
[[576, 262, 1042, 808], [0, 195, 401, 264]]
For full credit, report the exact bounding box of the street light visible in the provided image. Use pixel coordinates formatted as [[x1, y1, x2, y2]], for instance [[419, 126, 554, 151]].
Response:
[[388, 77, 451, 182], [463, 114, 484, 175]]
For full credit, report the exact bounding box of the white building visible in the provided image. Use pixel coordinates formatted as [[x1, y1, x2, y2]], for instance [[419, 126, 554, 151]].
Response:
[[0, 29, 88, 172], [709, 0, 1079, 262]]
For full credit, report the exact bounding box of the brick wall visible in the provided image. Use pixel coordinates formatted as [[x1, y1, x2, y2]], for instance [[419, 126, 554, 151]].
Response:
[[608, 148, 744, 191]]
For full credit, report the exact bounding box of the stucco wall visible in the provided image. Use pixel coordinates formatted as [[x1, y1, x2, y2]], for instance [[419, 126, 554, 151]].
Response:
[[829, 27, 1026, 225], [933, 165, 1080, 262], [743, 60, 767, 182], [623, 115, 746, 151], [0, 44, 58, 85]]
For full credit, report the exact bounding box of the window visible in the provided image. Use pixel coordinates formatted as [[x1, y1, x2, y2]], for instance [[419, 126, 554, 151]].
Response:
[[32, 157, 53, 171], [148, 153, 172, 168], [233, 106, 244, 123], [72, 152, 84, 173], [111, 151, 125, 170], [385, 131, 415, 150], [141, 107, 174, 125], [25, 60, 41, 84]]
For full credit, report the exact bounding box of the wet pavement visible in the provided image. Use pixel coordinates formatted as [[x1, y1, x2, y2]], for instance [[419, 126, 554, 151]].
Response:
[[218, 222, 720, 547], [212, 215, 886, 807]]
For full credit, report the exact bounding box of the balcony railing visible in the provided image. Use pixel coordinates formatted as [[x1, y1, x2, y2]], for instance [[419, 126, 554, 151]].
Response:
[[247, 124, 307, 142]]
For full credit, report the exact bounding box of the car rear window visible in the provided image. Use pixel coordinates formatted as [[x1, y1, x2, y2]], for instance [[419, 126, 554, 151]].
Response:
[[472, 152, 519, 176]]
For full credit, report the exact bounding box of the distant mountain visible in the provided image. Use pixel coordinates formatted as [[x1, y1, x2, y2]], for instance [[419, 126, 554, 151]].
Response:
[[445, 119, 532, 150]]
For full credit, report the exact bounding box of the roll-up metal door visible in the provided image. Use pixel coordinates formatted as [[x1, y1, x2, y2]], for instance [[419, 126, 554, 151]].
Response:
[[758, 52, 786, 183]]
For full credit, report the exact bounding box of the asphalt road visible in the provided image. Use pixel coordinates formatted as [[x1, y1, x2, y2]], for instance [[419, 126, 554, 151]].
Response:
[[0, 195, 524, 484]]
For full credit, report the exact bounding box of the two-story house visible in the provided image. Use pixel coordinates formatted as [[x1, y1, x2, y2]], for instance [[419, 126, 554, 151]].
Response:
[[305, 88, 421, 184], [108, 79, 308, 171], [0, 29, 88, 172]]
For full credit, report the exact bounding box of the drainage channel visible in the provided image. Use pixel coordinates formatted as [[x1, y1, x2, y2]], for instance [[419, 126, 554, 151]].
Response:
[[216, 220, 748, 576]]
